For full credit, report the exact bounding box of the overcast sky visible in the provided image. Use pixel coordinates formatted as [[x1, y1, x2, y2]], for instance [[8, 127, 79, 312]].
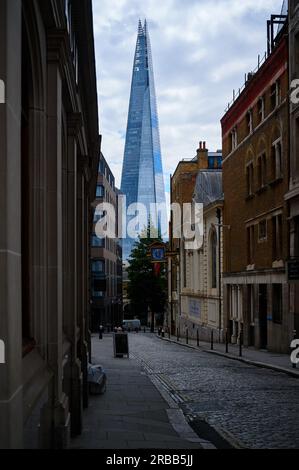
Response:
[[92, 0, 283, 194]]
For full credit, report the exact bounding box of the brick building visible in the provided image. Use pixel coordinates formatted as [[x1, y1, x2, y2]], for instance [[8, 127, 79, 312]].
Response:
[[90, 153, 123, 331], [221, 15, 290, 352], [168, 143, 222, 337], [287, 0, 299, 339]]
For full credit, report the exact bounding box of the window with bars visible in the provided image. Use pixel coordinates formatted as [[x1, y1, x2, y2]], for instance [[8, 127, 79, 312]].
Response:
[[272, 214, 283, 261], [257, 153, 267, 189], [272, 284, 283, 324], [246, 163, 254, 196]]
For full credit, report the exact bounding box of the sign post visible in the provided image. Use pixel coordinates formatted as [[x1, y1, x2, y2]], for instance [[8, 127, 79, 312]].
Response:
[[113, 333, 129, 358]]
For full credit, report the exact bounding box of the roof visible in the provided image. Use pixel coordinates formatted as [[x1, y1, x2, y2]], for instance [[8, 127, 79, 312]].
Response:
[[194, 170, 223, 207]]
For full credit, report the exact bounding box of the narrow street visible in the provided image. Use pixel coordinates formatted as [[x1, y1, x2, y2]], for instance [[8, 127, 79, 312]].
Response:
[[129, 333, 299, 449]]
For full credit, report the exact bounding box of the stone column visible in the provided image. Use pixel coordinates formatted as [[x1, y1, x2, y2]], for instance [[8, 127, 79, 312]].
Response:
[[62, 114, 83, 437], [0, 0, 23, 450], [39, 30, 70, 449], [77, 159, 89, 410]]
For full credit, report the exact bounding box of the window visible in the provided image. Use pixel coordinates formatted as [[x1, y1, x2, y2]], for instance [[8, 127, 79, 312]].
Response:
[[271, 140, 282, 180], [230, 128, 238, 152], [258, 96, 265, 123], [272, 284, 283, 324], [92, 260, 105, 273], [258, 220, 267, 241], [91, 235, 105, 248], [183, 244, 187, 288], [210, 229, 217, 289], [270, 80, 281, 110], [247, 225, 255, 265], [247, 110, 253, 134], [272, 214, 283, 261], [246, 163, 254, 196], [99, 160, 105, 174], [248, 285, 255, 324], [94, 210, 105, 223], [257, 153, 267, 189], [96, 185, 104, 198], [295, 216, 299, 257]]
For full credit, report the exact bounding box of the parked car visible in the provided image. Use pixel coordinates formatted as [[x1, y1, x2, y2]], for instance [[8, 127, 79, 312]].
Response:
[[88, 364, 107, 395], [122, 319, 141, 332]]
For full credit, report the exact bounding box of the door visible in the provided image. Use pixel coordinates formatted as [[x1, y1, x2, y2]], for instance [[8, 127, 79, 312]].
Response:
[[259, 285, 268, 349]]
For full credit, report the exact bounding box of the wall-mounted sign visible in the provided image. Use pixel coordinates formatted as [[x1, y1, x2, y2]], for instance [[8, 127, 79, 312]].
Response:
[[149, 243, 166, 263], [288, 260, 299, 282], [189, 299, 201, 319]]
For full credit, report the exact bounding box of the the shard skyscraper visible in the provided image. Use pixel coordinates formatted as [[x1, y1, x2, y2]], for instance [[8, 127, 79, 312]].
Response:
[[121, 20, 166, 260]]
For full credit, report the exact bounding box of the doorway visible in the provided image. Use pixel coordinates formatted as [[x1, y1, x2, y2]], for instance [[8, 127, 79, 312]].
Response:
[[259, 285, 268, 349]]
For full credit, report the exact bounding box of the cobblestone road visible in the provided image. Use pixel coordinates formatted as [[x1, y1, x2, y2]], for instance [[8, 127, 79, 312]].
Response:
[[129, 333, 299, 449]]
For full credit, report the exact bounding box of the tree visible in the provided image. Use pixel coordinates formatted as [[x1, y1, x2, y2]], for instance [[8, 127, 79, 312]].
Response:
[[127, 225, 167, 330]]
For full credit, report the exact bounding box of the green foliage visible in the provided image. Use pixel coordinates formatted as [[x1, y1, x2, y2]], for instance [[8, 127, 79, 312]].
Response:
[[127, 227, 167, 323]]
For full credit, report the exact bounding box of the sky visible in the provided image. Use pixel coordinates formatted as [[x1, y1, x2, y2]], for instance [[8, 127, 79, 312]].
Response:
[[92, 0, 284, 196]]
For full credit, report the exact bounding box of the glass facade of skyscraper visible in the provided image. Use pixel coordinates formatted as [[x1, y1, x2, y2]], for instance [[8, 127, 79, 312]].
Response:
[[121, 20, 166, 260]]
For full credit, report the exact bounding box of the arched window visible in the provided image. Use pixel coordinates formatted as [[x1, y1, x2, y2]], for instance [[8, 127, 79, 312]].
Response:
[[210, 229, 217, 289]]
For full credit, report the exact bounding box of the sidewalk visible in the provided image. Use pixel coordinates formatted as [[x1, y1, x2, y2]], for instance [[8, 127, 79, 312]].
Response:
[[158, 333, 299, 378], [71, 335, 204, 450]]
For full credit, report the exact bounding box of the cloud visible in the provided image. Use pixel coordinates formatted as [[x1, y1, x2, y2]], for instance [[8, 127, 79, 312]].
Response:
[[93, 0, 284, 190]]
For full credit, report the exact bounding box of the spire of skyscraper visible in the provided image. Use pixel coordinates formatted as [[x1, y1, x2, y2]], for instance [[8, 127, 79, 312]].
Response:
[[121, 21, 166, 260]]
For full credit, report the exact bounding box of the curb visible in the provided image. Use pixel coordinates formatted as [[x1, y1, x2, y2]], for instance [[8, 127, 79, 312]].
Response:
[[157, 336, 299, 379]]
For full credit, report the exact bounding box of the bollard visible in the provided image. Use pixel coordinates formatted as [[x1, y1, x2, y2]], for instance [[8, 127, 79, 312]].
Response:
[[211, 331, 214, 351], [177, 328, 179, 342], [168, 328, 171, 340], [144, 327, 146, 334], [197, 330, 199, 348], [162, 329, 165, 338], [292, 330, 297, 369], [239, 329, 243, 357], [186, 329, 189, 345], [225, 330, 229, 354]]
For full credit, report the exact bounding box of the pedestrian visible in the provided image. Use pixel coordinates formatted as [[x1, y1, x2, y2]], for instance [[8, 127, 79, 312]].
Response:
[[99, 325, 104, 340]]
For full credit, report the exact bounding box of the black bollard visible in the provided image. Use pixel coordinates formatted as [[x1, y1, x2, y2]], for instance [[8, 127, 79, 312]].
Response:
[[226, 330, 229, 354], [239, 329, 243, 357], [177, 328, 179, 342], [168, 328, 171, 340], [186, 329, 189, 345], [197, 330, 199, 348], [211, 331, 214, 351]]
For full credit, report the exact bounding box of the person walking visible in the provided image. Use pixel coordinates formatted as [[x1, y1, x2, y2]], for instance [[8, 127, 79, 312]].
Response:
[[99, 325, 104, 340]]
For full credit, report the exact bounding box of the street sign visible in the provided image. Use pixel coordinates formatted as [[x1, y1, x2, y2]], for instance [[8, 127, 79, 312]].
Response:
[[148, 242, 166, 263], [288, 260, 299, 282]]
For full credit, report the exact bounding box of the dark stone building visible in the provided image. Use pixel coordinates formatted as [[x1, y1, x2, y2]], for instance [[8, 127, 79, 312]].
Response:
[[0, 0, 99, 448], [90, 153, 123, 332]]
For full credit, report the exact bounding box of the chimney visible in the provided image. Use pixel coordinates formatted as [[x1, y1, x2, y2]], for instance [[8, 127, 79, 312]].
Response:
[[196, 140, 209, 169]]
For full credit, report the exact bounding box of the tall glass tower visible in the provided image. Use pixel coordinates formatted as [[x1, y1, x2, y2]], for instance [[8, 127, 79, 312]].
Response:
[[121, 20, 166, 260]]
